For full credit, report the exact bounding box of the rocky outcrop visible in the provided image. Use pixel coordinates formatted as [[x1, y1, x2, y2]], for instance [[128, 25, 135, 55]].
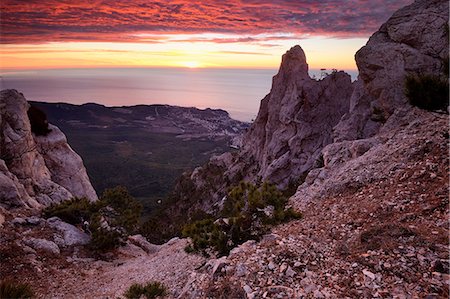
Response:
[[241, 45, 353, 187], [333, 0, 448, 141], [0, 89, 98, 209], [167, 0, 448, 224], [295, 0, 448, 206], [162, 45, 354, 226], [176, 2, 449, 296]]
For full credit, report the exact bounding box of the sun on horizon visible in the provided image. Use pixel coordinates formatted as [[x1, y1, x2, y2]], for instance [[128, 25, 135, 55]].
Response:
[[181, 61, 201, 68], [0, 1, 411, 71]]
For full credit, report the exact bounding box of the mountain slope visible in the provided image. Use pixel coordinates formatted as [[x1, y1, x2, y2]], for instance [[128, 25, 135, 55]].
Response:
[[176, 0, 449, 297], [160, 0, 448, 231], [31, 101, 249, 208]]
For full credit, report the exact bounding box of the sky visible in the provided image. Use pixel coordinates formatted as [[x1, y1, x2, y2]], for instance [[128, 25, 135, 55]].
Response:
[[1, 0, 412, 70]]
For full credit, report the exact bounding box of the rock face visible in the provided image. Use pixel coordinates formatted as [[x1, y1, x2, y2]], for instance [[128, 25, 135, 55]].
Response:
[[163, 45, 354, 225], [166, 0, 448, 221], [241, 45, 353, 187], [0, 89, 98, 209], [175, 1, 449, 297], [333, 0, 448, 141]]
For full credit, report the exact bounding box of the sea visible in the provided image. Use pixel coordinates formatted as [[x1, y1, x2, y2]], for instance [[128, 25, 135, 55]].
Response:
[[1, 68, 358, 121]]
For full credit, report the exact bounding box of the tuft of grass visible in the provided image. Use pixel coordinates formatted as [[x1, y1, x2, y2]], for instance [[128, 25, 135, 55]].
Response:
[[0, 280, 34, 299], [124, 281, 167, 299]]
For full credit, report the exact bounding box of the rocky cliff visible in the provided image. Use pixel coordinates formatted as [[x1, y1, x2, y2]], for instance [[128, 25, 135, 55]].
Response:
[[241, 46, 353, 187], [0, 89, 98, 210], [165, 0, 448, 222], [176, 1, 449, 297], [163, 45, 354, 223], [334, 0, 448, 141]]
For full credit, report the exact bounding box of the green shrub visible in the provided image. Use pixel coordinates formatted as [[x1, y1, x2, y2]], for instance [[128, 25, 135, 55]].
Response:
[[182, 182, 301, 255], [182, 218, 228, 255], [88, 213, 124, 252], [43, 197, 97, 225], [100, 186, 142, 233], [124, 281, 167, 299], [43, 186, 142, 253], [124, 283, 143, 299], [405, 73, 449, 112], [27, 105, 51, 136], [0, 280, 34, 299]]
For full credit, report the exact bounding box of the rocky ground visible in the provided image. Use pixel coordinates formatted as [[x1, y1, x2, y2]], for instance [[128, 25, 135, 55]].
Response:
[[1, 1, 448, 298], [2, 109, 445, 299], [0, 213, 206, 298], [178, 110, 449, 299]]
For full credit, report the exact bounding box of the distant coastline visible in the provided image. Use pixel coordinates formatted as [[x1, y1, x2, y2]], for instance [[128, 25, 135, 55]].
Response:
[[1, 67, 358, 122]]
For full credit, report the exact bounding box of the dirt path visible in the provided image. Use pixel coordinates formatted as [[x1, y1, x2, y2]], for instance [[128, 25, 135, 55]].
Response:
[[41, 239, 205, 299]]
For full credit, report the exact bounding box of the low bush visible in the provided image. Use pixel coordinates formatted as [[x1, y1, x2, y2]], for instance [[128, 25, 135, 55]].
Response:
[[43, 197, 97, 225], [182, 182, 301, 255], [405, 73, 449, 112], [124, 281, 167, 299], [182, 218, 228, 255], [43, 186, 142, 252], [0, 280, 34, 299]]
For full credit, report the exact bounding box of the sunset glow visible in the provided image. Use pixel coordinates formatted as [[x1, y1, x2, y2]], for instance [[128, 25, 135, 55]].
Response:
[[0, 0, 411, 71]]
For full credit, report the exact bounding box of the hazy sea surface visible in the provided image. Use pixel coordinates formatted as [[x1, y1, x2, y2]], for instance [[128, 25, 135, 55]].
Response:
[[1, 68, 358, 121]]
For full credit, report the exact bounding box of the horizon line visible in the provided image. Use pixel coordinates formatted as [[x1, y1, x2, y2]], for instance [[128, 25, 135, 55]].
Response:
[[0, 65, 359, 72]]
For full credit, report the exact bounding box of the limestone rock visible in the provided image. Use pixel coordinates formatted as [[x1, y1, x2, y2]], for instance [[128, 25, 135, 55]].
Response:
[[333, 0, 448, 142], [23, 237, 60, 255], [127, 234, 160, 254], [35, 125, 98, 201], [0, 89, 98, 209], [47, 217, 90, 247], [168, 45, 354, 218], [241, 45, 353, 188]]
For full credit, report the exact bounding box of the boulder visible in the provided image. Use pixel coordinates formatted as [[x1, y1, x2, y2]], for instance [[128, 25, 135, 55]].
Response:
[[23, 237, 60, 255], [47, 217, 90, 247], [127, 234, 159, 254]]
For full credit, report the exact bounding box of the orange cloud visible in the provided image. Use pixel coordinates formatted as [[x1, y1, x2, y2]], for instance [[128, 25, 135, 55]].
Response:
[[1, 0, 412, 44]]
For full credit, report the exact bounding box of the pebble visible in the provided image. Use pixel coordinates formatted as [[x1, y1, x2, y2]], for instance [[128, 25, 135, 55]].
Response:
[[235, 264, 247, 277], [268, 261, 276, 270], [313, 290, 324, 298], [286, 266, 296, 277], [243, 285, 252, 294], [279, 263, 287, 273], [11, 217, 27, 225], [363, 269, 376, 280]]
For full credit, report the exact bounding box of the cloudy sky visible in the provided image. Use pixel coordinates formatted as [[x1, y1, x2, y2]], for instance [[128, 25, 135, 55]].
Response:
[[1, 0, 411, 70]]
